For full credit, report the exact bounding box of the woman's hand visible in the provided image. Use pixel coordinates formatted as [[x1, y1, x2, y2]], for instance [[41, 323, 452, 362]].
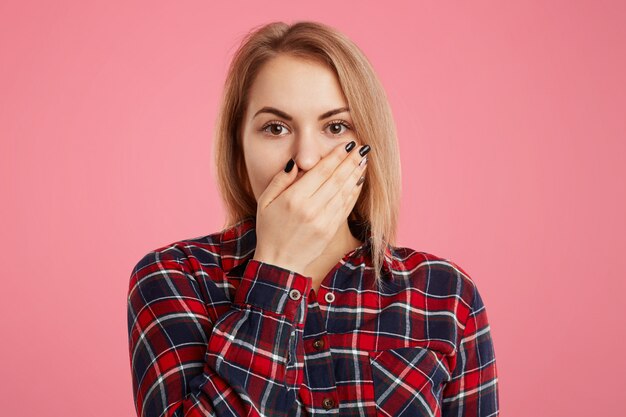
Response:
[[252, 140, 370, 276]]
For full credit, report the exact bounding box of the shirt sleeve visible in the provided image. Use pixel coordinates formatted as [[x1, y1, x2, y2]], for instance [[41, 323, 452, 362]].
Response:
[[127, 246, 312, 417], [442, 283, 500, 416]]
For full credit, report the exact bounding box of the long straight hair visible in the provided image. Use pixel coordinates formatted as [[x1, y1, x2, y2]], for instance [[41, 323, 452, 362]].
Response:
[[212, 21, 402, 287]]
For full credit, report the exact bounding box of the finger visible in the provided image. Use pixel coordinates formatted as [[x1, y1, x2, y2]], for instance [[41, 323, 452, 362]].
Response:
[[289, 140, 357, 200], [257, 158, 299, 209], [343, 155, 368, 217], [326, 154, 367, 224], [343, 165, 366, 218], [312, 144, 369, 212]]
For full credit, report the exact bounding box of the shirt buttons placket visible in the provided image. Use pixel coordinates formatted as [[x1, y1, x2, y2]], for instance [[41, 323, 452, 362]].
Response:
[[322, 397, 335, 410], [289, 289, 301, 301], [324, 292, 335, 303]]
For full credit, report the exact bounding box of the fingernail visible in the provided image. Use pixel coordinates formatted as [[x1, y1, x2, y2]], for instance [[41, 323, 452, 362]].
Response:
[[359, 156, 368, 167], [359, 145, 371, 156], [356, 176, 365, 186], [345, 141, 356, 152], [284, 158, 295, 172]]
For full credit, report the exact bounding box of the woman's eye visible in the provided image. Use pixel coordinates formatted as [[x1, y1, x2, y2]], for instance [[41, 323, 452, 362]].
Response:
[[261, 122, 290, 137], [326, 121, 351, 136]]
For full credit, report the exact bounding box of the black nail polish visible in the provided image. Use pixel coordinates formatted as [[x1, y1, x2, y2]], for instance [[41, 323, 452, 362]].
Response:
[[345, 141, 356, 152], [359, 145, 371, 156], [284, 158, 295, 172]]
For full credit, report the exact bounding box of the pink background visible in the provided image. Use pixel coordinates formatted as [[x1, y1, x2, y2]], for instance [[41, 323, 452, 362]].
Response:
[[2, 1, 625, 416]]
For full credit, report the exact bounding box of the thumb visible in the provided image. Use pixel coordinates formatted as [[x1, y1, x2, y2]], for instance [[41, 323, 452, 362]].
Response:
[[258, 158, 298, 208]]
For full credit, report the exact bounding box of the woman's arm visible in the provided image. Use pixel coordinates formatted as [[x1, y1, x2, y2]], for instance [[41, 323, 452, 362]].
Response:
[[127, 245, 311, 417], [442, 284, 500, 416]]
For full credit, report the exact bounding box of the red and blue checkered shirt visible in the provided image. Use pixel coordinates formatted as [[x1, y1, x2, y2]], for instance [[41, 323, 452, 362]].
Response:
[[127, 217, 499, 417]]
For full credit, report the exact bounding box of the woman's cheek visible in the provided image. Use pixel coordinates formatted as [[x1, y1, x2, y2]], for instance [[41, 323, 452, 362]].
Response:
[[249, 162, 276, 200]]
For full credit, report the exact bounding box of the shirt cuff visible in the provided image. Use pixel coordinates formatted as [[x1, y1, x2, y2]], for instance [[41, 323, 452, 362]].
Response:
[[234, 259, 312, 323]]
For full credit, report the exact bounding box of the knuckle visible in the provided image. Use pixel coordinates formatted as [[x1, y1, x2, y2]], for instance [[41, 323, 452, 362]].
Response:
[[328, 174, 342, 189], [312, 221, 327, 236], [284, 195, 298, 211], [300, 205, 316, 222], [323, 161, 336, 178], [351, 154, 362, 168], [335, 149, 347, 163]]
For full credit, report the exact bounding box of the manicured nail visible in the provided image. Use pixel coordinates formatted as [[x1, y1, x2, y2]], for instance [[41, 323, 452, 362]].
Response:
[[359, 145, 371, 156], [356, 176, 365, 186], [359, 156, 368, 167], [345, 141, 356, 152], [284, 158, 295, 172]]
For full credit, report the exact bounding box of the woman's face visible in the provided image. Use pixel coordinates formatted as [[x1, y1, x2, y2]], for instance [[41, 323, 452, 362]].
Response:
[[241, 54, 362, 202]]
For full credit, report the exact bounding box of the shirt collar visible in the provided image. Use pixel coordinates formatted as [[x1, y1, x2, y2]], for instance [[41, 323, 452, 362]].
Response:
[[218, 216, 395, 278]]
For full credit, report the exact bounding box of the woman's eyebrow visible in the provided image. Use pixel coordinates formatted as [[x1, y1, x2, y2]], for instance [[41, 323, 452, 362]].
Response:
[[253, 106, 350, 121]]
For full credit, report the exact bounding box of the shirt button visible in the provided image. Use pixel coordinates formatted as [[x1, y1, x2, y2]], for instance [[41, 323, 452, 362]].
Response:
[[289, 289, 301, 301], [324, 292, 335, 303], [312, 338, 325, 350], [322, 397, 335, 410]]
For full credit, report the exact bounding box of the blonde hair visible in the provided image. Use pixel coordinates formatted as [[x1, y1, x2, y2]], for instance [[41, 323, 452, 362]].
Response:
[[212, 20, 401, 287]]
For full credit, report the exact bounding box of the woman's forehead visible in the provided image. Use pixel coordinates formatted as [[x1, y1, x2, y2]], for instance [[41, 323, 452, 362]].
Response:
[[243, 55, 351, 121], [250, 57, 343, 98]]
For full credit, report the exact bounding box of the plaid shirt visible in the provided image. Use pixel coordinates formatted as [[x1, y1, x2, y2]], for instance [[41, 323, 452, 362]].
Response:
[[127, 217, 499, 417]]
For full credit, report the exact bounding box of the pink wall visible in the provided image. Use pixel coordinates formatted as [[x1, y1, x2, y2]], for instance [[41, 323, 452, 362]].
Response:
[[2, 1, 624, 416]]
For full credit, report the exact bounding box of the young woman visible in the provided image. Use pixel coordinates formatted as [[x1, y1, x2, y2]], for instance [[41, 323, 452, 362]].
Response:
[[127, 21, 499, 417]]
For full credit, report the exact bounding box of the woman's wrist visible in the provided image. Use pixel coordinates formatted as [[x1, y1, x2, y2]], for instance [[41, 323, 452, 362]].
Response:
[[252, 252, 307, 276]]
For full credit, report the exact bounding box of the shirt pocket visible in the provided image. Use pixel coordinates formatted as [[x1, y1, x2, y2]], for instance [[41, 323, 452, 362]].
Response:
[[368, 346, 450, 417]]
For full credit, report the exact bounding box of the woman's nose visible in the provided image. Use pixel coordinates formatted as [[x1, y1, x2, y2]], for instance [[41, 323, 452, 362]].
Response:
[[292, 134, 327, 172]]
